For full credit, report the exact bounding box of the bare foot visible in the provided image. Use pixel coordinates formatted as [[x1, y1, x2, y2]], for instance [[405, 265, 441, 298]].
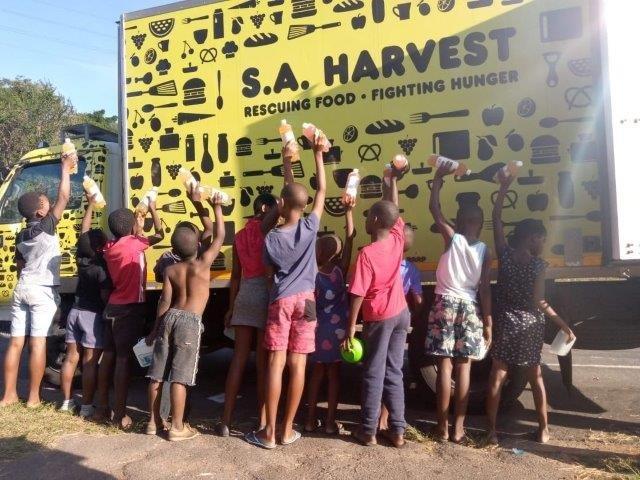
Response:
[[0, 396, 20, 408], [537, 427, 550, 444], [114, 414, 133, 430], [26, 400, 41, 409], [92, 406, 111, 423], [304, 418, 321, 433], [429, 425, 449, 442], [324, 421, 342, 435], [486, 430, 499, 446]]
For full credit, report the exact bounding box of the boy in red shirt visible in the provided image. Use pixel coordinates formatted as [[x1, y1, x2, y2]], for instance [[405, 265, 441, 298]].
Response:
[[344, 167, 409, 448], [95, 203, 164, 428]]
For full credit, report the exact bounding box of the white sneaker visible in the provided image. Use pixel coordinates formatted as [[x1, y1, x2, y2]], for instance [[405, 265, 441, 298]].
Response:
[[60, 399, 77, 412], [79, 404, 95, 418]]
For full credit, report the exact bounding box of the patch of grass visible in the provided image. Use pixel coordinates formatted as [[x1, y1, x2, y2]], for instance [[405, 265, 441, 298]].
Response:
[[604, 457, 640, 479], [585, 430, 640, 450], [405, 425, 439, 453], [0, 402, 118, 460]]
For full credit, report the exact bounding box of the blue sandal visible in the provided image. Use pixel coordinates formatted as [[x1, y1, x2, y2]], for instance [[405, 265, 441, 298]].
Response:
[[245, 431, 276, 450], [281, 430, 302, 446]]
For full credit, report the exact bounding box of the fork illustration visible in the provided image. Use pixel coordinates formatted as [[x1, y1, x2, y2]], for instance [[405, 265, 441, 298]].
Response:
[[409, 109, 470, 124], [257, 137, 281, 145]]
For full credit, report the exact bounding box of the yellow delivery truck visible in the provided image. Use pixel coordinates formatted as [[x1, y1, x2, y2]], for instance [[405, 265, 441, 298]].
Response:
[[0, 0, 637, 402]]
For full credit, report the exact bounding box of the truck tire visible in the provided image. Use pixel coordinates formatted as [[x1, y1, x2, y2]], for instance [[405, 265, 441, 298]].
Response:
[[44, 295, 79, 387]]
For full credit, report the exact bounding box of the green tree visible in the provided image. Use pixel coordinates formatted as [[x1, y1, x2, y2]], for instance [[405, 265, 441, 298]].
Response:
[[0, 77, 74, 166], [72, 109, 118, 133]]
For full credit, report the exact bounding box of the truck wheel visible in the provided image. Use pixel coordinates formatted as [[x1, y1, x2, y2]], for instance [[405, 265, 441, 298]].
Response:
[[45, 327, 67, 387]]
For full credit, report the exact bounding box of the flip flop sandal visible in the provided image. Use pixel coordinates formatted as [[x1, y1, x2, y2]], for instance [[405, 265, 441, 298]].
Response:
[[281, 430, 302, 446], [305, 419, 322, 433], [244, 431, 276, 450]]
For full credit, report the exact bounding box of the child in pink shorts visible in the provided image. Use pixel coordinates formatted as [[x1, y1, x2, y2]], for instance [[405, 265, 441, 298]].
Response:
[[245, 135, 327, 449]]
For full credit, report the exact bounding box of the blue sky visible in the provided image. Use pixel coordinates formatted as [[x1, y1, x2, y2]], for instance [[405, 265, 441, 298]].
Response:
[[0, 0, 169, 116]]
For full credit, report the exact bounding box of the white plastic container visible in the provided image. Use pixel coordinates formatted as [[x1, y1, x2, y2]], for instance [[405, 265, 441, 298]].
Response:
[[343, 168, 361, 202], [82, 176, 106, 209], [427, 154, 471, 177], [279, 119, 300, 161], [549, 330, 576, 356], [177, 168, 232, 206], [133, 338, 154, 368], [136, 187, 159, 216], [62, 138, 78, 174], [302, 122, 331, 152], [493, 160, 524, 183]]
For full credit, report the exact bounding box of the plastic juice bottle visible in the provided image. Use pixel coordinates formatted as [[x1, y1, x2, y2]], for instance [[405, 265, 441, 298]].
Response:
[[493, 160, 524, 183], [427, 154, 471, 177], [302, 123, 331, 152], [62, 138, 78, 174], [279, 119, 300, 161], [136, 187, 158, 216], [82, 176, 106, 209], [177, 168, 232, 206], [392, 154, 409, 172], [343, 169, 361, 202], [178, 167, 198, 190]]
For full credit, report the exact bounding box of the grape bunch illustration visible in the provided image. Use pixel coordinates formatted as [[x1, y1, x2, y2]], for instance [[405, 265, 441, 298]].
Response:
[[250, 14, 265, 29], [138, 137, 153, 153], [131, 33, 147, 50], [166, 164, 182, 180], [398, 138, 417, 156]]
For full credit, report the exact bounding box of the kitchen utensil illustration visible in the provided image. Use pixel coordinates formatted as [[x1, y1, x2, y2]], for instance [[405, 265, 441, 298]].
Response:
[[240, 187, 254, 207], [214, 8, 225, 38], [467, 0, 492, 8], [558, 171, 575, 208], [199, 47, 218, 63], [570, 134, 598, 163], [230, 0, 258, 8], [399, 184, 419, 199], [182, 78, 206, 106], [171, 112, 215, 125], [157, 40, 169, 52], [288, 22, 341, 40], [292, 0, 317, 18], [517, 170, 545, 186], [484, 218, 536, 230], [456, 192, 481, 209], [156, 59, 172, 75], [193, 29, 208, 45], [357, 143, 382, 162], [568, 58, 592, 77], [365, 119, 405, 135], [149, 18, 175, 38], [243, 162, 305, 178], [334, 0, 364, 12], [182, 15, 209, 24], [270, 11, 284, 24], [128, 157, 143, 169], [412, 162, 432, 175], [127, 80, 177, 98], [135, 72, 153, 84], [158, 189, 181, 197], [398, 138, 417, 156], [250, 14, 266, 28], [409, 109, 469, 124], [231, 17, 244, 35], [372, 0, 385, 23], [506, 129, 524, 151], [517, 97, 536, 118], [160, 219, 172, 234], [244, 33, 279, 47], [186, 134, 195, 162], [235, 137, 253, 157], [437, 0, 455, 12], [565, 86, 593, 109], [455, 163, 504, 183], [217, 133, 229, 163], [182, 62, 198, 73], [159, 129, 180, 151], [268, 0, 285, 5], [332, 168, 352, 188], [219, 171, 236, 188], [221, 200, 236, 216], [149, 114, 161, 132], [201, 134, 214, 173], [325, 197, 347, 217], [550, 211, 601, 222], [433, 130, 470, 160], [142, 102, 177, 113], [216, 70, 223, 110], [477, 135, 497, 161], [540, 7, 583, 42], [359, 175, 383, 199], [393, 2, 411, 19], [543, 52, 561, 87], [159, 200, 187, 214], [152, 244, 171, 250], [323, 146, 342, 165], [257, 137, 281, 145], [166, 165, 182, 180], [530, 135, 560, 164], [264, 149, 281, 160], [138, 137, 153, 153], [131, 110, 145, 128], [151, 158, 162, 186], [539, 116, 593, 128], [131, 33, 147, 50], [182, 41, 195, 59]]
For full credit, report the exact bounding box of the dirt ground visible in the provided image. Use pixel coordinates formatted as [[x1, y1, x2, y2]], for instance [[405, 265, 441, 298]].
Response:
[[0, 334, 638, 480]]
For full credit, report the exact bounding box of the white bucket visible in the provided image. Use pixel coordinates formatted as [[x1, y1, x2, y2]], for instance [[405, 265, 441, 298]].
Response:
[[133, 338, 154, 368], [549, 330, 576, 356]]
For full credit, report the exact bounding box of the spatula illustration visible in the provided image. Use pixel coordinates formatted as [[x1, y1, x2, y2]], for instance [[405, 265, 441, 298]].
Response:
[[288, 22, 341, 40], [243, 161, 305, 178]]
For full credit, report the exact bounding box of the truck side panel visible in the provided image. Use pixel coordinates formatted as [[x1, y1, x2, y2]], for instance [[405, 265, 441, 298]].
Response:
[[122, 0, 602, 284]]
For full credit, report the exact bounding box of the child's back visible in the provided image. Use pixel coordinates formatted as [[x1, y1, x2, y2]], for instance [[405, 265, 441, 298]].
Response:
[[164, 259, 211, 315], [435, 233, 486, 302]]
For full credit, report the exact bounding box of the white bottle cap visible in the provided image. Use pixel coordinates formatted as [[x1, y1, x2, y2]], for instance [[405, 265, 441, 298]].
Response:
[[514, 161, 524, 167], [352, 168, 359, 174]]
